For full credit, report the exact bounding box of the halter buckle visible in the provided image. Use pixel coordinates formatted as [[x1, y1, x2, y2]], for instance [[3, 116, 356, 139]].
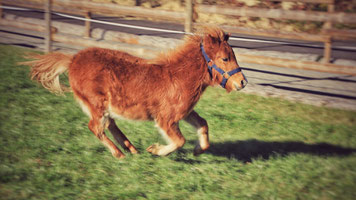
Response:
[[222, 72, 231, 79]]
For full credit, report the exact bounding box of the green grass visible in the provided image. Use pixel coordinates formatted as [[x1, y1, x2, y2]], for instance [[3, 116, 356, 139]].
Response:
[[1, 44, 356, 200]]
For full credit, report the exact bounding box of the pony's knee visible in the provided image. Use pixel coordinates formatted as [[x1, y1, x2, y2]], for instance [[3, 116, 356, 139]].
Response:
[[88, 117, 107, 135]]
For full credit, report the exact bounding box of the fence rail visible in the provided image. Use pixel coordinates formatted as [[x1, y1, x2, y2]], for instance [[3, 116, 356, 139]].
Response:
[[1, 0, 185, 22], [196, 5, 356, 24], [1, 0, 356, 75]]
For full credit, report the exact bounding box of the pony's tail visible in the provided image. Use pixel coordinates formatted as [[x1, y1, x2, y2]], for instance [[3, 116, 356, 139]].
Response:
[[20, 52, 73, 95]]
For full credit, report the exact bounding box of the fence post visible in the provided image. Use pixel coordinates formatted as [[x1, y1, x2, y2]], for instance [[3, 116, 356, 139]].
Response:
[[323, 36, 332, 64], [44, 0, 52, 53], [0, 0, 3, 19], [322, 0, 335, 63], [323, 0, 335, 30], [185, 0, 193, 33], [85, 12, 91, 38]]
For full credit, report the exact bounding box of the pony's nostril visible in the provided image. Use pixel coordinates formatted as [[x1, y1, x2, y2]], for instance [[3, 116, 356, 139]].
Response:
[[241, 80, 246, 87]]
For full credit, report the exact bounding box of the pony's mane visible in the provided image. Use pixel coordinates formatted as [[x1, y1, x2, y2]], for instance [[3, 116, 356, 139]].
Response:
[[151, 27, 227, 65]]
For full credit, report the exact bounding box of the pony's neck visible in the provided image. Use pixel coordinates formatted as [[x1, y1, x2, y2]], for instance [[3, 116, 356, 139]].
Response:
[[162, 37, 212, 86]]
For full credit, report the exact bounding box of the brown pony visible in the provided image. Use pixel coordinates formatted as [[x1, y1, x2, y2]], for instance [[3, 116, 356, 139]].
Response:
[[23, 27, 247, 159]]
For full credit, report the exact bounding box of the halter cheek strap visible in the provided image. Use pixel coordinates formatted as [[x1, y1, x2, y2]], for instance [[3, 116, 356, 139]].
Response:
[[200, 44, 241, 88]]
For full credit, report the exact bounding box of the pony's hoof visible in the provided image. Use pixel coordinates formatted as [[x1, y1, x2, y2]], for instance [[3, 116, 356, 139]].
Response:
[[112, 152, 125, 159], [130, 149, 139, 154], [193, 145, 206, 156], [146, 143, 163, 155], [128, 146, 139, 154]]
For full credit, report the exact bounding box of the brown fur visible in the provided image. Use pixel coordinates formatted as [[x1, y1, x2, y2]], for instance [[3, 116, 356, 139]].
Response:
[[23, 27, 247, 159]]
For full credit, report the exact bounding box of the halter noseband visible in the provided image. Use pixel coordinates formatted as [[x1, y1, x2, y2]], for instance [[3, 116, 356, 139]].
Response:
[[200, 44, 241, 88]]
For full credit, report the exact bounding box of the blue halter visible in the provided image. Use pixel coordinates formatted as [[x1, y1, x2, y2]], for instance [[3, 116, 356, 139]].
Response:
[[200, 44, 241, 88]]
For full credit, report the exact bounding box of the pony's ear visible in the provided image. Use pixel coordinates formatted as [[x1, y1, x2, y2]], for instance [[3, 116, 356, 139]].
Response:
[[224, 33, 231, 41], [205, 34, 219, 46]]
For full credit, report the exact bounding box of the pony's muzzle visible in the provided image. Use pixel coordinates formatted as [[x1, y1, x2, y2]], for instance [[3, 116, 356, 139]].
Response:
[[241, 79, 248, 88], [241, 72, 248, 88], [233, 72, 248, 90], [233, 82, 243, 90]]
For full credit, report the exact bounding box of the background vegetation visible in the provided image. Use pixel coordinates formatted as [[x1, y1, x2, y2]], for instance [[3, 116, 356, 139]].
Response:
[[1, 45, 356, 199], [91, 0, 356, 32], [25, 0, 356, 32]]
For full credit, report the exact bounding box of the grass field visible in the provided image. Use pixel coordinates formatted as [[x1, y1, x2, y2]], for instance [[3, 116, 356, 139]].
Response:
[[1, 44, 356, 200]]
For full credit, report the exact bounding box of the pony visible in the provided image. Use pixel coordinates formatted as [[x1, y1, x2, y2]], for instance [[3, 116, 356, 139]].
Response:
[[22, 27, 248, 159]]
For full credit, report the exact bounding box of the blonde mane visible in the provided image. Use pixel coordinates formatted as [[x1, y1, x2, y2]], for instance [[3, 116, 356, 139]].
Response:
[[152, 27, 227, 65]]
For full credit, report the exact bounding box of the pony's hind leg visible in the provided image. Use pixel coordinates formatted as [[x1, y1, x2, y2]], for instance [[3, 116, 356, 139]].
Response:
[[88, 116, 125, 159], [147, 121, 185, 156], [184, 110, 209, 156], [108, 118, 138, 154], [73, 91, 125, 159]]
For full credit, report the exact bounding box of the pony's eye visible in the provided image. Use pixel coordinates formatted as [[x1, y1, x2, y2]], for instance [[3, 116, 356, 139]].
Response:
[[222, 58, 228, 62]]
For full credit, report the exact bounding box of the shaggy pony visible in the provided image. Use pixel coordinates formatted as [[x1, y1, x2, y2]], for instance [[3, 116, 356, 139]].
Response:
[[22, 27, 247, 159]]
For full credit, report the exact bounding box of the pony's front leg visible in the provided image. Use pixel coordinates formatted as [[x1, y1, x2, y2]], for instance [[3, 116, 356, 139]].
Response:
[[147, 121, 185, 156], [184, 110, 209, 156]]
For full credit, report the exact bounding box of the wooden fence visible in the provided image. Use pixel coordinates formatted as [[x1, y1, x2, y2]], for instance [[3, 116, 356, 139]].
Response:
[[195, 0, 356, 65], [1, 0, 356, 75]]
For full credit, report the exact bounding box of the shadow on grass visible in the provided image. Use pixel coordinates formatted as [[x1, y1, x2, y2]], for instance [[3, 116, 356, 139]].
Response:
[[207, 139, 356, 163]]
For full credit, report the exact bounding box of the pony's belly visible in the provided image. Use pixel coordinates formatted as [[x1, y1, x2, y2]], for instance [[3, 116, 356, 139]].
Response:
[[108, 104, 152, 121]]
